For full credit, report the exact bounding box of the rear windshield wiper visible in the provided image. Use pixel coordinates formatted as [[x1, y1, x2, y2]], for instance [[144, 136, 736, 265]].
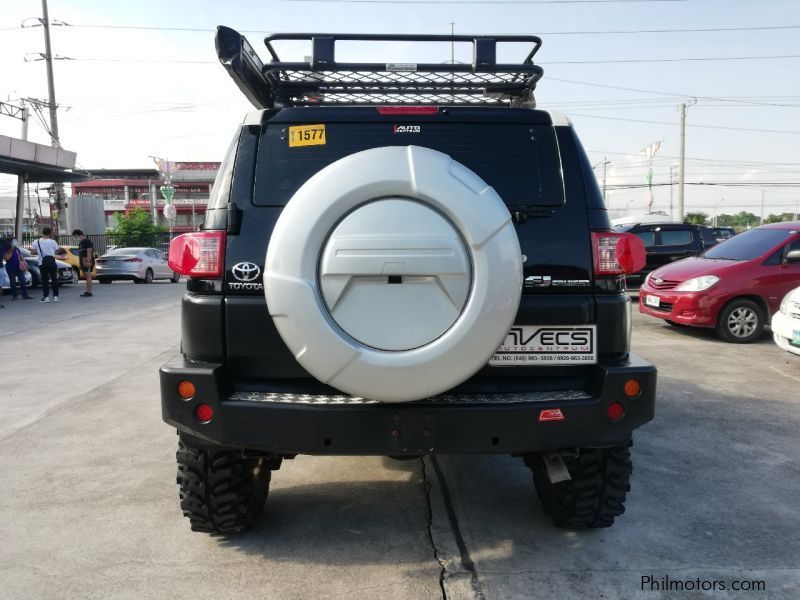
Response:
[[507, 204, 556, 224]]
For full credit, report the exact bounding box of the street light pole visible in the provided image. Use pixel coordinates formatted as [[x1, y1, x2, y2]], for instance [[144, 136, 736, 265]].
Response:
[[760, 190, 765, 225], [669, 165, 676, 220]]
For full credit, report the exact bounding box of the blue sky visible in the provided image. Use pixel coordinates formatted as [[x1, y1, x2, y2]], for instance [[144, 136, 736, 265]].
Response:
[[1, 0, 799, 219]]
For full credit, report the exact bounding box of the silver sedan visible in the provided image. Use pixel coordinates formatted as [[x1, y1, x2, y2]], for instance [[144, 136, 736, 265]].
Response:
[[96, 247, 180, 284]]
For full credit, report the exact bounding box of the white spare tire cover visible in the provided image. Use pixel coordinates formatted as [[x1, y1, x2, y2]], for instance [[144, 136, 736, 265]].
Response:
[[265, 145, 522, 402]]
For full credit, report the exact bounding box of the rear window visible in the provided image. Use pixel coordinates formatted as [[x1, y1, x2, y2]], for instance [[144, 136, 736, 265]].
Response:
[[659, 229, 693, 246], [253, 123, 564, 207], [634, 231, 655, 246], [703, 228, 794, 261]]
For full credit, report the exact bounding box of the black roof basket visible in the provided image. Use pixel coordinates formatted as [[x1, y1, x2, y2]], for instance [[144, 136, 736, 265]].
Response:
[[215, 26, 543, 109]]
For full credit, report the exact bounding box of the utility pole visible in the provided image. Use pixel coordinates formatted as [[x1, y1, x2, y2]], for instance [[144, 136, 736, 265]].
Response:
[[761, 190, 765, 225], [602, 156, 608, 202], [677, 99, 696, 222], [40, 0, 66, 233]]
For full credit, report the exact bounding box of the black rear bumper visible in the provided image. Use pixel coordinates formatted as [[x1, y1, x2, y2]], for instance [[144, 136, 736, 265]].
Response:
[[160, 354, 656, 455]]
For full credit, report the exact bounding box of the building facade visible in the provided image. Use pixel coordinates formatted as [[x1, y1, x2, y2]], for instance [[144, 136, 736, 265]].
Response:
[[70, 162, 219, 233]]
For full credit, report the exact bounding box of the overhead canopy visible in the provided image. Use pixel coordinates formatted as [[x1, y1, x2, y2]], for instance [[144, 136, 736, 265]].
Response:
[[0, 134, 88, 182]]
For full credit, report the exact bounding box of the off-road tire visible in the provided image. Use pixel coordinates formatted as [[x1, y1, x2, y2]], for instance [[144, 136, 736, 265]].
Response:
[[176, 441, 271, 534], [527, 440, 633, 529], [715, 299, 764, 343]]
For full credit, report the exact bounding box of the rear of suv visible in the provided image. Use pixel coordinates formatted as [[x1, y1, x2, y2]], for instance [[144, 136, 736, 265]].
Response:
[[160, 27, 656, 534]]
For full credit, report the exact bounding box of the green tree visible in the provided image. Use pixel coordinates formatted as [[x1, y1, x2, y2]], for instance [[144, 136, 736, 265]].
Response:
[[684, 211, 709, 225], [765, 213, 795, 224], [112, 208, 165, 235]]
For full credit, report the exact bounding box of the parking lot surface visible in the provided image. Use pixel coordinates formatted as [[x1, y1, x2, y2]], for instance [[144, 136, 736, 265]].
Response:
[[2, 285, 798, 599]]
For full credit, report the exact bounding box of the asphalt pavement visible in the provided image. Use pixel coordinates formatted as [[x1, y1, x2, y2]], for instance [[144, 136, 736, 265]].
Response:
[[1, 284, 798, 599]]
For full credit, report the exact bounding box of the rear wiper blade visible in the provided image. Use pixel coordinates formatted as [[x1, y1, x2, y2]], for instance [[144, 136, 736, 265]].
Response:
[[507, 204, 555, 224]]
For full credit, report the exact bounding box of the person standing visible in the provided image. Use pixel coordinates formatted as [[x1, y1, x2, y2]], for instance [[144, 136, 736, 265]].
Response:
[[4, 236, 32, 301], [73, 229, 95, 298], [33, 226, 62, 303], [0, 236, 8, 309]]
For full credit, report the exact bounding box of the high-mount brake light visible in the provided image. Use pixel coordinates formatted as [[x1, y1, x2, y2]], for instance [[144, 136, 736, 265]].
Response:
[[168, 231, 226, 278], [376, 106, 439, 115], [592, 231, 646, 277]]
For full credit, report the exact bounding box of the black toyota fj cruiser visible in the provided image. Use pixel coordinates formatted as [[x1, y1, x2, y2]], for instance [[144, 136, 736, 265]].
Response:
[[161, 27, 656, 534]]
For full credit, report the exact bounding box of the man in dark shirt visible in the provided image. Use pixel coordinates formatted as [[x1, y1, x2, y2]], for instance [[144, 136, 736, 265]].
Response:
[[73, 229, 95, 297]]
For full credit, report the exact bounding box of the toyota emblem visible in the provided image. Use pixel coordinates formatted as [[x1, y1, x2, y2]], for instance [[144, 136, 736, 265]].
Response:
[[654, 277, 663, 285], [232, 262, 261, 282]]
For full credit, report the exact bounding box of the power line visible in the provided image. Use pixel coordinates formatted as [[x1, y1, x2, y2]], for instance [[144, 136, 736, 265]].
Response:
[[57, 52, 800, 67], [546, 54, 800, 65], [282, 0, 696, 3], [571, 113, 800, 135], [547, 76, 800, 109], [29, 22, 800, 36]]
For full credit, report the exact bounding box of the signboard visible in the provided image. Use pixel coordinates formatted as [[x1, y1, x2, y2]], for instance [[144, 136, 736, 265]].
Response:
[[103, 198, 126, 211]]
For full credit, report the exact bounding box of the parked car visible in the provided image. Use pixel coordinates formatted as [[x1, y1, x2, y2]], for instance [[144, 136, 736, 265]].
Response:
[[56, 246, 97, 279], [614, 222, 720, 289], [96, 247, 180, 284], [772, 286, 800, 355], [639, 222, 800, 342], [710, 227, 736, 243], [24, 256, 77, 287]]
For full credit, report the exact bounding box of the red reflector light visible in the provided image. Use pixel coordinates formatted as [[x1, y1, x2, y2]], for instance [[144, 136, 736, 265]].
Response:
[[538, 408, 565, 422], [376, 105, 439, 115], [624, 379, 641, 398], [607, 402, 625, 422], [195, 403, 214, 423], [168, 231, 225, 278], [592, 231, 646, 276]]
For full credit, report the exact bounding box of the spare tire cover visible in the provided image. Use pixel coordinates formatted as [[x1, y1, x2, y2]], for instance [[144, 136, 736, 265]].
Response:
[[265, 145, 522, 402]]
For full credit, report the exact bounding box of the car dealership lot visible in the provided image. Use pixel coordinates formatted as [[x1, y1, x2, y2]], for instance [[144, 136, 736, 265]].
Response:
[[1, 287, 798, 599]]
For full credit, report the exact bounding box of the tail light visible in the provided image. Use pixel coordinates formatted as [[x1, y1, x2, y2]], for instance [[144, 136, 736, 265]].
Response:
[[376, 105, 439, 115], [123, 257, 143, 262], [168, 231, 226, 278], [592, 231, 646, 276]]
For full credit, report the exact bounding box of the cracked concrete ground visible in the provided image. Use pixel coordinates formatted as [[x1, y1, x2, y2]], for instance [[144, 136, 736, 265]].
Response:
[[2, 283, 799, 599]]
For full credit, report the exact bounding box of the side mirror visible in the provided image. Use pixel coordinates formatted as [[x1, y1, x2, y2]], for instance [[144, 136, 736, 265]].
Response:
[[785, 249, 800, 264]]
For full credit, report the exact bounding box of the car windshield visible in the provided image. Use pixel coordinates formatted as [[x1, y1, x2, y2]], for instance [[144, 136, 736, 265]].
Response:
[[703, 228, 793, 261]]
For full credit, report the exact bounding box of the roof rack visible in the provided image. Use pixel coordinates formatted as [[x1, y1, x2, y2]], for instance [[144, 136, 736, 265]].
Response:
[[215, 26, 543, 109]]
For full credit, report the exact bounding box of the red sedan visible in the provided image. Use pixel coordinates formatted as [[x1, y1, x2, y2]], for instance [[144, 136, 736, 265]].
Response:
[[639, 222, 800, 343]]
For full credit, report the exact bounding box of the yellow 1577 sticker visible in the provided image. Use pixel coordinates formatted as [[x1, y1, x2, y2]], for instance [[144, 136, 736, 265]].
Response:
[[288, 124, 326, 147]]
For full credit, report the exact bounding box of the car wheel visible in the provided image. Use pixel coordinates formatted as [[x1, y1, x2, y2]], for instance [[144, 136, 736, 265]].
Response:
[[70, 268, 79, 285], [99, 278, 111, 284], [170, 272, 180, 283], [144, 268, 154, 284], [716, 299, 764, 343], [176, 440, 271, 534], [526, 441, 633, 529]]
